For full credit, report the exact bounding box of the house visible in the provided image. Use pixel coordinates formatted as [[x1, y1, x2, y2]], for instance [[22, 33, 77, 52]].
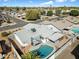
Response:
[[8, 23, 66, 59]]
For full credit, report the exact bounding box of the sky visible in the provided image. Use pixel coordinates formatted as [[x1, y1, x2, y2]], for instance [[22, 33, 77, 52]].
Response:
[[0, 0, 79, 7]]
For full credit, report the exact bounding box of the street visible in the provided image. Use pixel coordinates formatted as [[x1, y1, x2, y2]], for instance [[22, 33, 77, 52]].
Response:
[[0, 14, 28, 31]]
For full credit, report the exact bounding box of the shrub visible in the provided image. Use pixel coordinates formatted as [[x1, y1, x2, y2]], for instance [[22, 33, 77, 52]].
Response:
[[69, 10, 79, 16], [1, 32, 10, 37], [21, 52, 40, 59], [47, 10, 53, 16]]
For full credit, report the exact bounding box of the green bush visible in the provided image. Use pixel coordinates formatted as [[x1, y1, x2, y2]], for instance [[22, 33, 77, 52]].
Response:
[[21, 52, 40, 59], [69, 10, 79, 16], [1, 32, 11, 37], [47, 10, 53, 16]]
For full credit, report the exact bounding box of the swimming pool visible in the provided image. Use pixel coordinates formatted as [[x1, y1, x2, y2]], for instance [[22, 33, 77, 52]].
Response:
[[71, 27, 79, 33], [32, 45, 54, 59]]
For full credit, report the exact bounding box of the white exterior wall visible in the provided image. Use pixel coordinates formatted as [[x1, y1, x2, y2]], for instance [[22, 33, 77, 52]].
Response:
[[11, 44, 22, 59]]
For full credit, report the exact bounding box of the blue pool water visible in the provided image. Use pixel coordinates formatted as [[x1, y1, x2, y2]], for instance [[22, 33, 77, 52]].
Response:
[[71, 27, 79, 33], [36, 45, 54, 58]]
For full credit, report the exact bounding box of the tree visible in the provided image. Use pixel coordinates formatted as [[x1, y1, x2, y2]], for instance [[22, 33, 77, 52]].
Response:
[[23, 7, 26, 11], [55, 10, 61, 16], [16, 7, 20, 12], [69, 10, 79, 16], [47, 10, 53, 16], [0, 7, 4, 11], [40, 10, 46, 15], [7, 19, 11, 23], [9, 8, 13, 12], [26, 9, 40, 21], [21, 52, 40, 59]]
